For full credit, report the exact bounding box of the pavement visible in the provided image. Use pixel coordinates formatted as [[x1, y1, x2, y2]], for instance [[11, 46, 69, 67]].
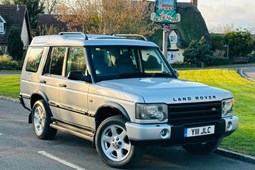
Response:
[[1, 66, 255, 165], [238, 67, 255, 81]]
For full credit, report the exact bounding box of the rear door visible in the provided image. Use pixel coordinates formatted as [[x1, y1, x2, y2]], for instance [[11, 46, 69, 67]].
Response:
[[40, 46, 67, 120]]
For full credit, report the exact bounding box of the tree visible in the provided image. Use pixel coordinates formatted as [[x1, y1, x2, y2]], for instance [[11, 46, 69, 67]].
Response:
[[224, 31, 254, 59], [210, 34, 225, 51], [14, 0, 45, 29], [7, 27, 24, 60], [44, 0, 59, 14], [1, 0, 12, 5], [38, 24, 59, 35], [183, 37, 214, 66], [56, 0, 159, 36]]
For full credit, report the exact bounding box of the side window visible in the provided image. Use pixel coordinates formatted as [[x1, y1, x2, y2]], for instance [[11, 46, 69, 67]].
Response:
[[66, 47, 86, 76], [141, 49, 162, 73], [45, 47, 66, 76], [25, 47, 44, 72]]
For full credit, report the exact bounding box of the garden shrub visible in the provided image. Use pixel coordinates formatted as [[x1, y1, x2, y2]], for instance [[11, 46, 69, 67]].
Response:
[[0, 55, 21, 70]]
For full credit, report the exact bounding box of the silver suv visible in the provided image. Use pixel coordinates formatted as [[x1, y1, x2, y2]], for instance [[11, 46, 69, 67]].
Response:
[[20, 32, 238, 168]]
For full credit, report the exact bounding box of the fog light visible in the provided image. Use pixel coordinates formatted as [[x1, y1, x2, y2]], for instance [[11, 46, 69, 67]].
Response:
[[160, 129, 170, 139], [227, 121, 233, 131]]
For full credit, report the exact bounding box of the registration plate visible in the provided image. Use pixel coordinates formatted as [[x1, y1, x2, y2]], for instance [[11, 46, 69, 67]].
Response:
[[184, 125, 215, 138]]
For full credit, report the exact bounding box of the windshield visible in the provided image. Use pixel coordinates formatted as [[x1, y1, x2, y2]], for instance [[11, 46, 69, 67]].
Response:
[[88, 46, 175, 81]]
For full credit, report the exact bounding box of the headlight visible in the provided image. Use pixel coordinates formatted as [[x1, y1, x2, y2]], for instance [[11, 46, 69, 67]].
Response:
[[222, 98, 234, 117], [136, 103, 168, 123]]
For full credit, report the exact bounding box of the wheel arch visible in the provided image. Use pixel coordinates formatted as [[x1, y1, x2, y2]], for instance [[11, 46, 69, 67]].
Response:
[[29, 91, 49, 123], [95, 101, 130, 129]]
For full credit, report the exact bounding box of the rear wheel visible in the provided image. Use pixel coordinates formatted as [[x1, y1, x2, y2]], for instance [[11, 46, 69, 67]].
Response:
[[182, 138, 222, 154], [95, 115, 142, 168], [32, 100, 57, 139]]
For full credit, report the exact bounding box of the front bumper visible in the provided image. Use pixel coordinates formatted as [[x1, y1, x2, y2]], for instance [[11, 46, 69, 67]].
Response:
[[125, 116, 238, 146]]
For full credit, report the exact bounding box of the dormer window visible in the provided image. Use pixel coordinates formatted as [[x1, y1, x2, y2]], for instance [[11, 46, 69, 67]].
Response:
[[0, 15, 6, 34]]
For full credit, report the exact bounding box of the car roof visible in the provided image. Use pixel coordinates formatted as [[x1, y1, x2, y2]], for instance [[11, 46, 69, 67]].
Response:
[[30, 33, 158, 47]]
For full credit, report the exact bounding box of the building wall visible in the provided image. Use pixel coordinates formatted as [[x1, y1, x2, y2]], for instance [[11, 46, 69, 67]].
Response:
[[21, 18, 29, 49], [192, 0, 198, 7], [167, 30, 184, 64]]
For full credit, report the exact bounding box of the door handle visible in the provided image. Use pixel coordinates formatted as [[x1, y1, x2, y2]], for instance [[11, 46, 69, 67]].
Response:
[[40, 80, 46, 84], [59, 83, 67, 87]]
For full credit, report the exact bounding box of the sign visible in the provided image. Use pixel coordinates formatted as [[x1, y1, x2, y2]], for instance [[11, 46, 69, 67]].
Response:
[[151, 0, 181, 23]]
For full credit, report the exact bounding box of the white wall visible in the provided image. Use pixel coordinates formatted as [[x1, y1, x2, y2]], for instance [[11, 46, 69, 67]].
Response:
[[21, 18, 29, 49]]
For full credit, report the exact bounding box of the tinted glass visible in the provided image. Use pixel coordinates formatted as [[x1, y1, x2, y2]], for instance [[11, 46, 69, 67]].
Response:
[[25, 47, 44, 72], [89, 46, 173, 81], [66, 47, 86, 76], [45, 47, 66, 75]]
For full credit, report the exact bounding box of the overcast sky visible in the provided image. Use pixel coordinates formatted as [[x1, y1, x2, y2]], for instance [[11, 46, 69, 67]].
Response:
[[177, 0, 255, 33]]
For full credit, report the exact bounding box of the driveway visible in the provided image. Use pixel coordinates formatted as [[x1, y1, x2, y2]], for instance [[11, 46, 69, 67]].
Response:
[[239, 67, 255, 81], [1, 99, 255, 170]]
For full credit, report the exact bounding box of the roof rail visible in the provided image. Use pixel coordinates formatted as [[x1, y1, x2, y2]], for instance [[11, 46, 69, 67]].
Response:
[[113, 34, 147, 41], [58, 32, 88, 40]]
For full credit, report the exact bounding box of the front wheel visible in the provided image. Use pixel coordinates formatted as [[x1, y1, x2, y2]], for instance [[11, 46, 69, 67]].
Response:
[[182, 138, 222, 154], [95, 115, 142, 168]]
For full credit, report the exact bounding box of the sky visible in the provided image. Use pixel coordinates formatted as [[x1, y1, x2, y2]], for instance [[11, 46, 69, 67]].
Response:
[[177, 0, 255, 33]]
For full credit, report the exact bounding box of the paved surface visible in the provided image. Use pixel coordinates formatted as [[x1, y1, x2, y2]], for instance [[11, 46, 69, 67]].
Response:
[[240, 67, 255, 81], [1, 99, 255, 170]]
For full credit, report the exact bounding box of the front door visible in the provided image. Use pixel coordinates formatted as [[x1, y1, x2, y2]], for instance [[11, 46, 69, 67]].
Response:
[[58, 47, 90, 128]]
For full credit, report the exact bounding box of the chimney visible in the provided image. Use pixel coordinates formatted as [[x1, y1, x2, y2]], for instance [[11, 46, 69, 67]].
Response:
[[192, 0, 198, 7]]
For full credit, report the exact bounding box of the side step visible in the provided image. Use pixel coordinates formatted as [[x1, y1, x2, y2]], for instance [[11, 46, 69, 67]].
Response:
[[50, 122, 94, 142]]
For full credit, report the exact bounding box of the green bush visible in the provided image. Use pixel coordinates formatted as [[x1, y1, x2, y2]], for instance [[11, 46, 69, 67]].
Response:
[[204, 55, 230, 66], [0, 55, 21, 70]]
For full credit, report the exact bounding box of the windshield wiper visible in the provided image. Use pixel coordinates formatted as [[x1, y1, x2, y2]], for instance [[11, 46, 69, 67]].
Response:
[[149, 73, 175, 78], [114, 73, 149, 79]]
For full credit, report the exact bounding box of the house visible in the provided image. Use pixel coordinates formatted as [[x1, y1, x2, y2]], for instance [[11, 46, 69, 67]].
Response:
[[37, 14, 69, 35], [0, 5, 32, 52], [166, 28, 184, 64]]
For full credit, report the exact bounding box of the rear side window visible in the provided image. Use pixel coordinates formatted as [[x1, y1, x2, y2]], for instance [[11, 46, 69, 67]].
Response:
[[44, 47, 66, 76], [25, 47, 44, 72]]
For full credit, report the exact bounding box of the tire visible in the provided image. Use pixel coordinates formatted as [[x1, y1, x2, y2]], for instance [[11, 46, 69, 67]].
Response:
[[95, 115, 143, 168], [32, 100, 57, 140], [182, 138, 222, 154]]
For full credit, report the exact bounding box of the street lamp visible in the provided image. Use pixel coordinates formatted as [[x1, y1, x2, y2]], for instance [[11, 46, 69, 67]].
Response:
[[223, 44, 229, 59]]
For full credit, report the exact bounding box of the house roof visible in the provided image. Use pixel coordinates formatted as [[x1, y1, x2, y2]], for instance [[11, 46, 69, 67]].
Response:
[[176, 3, 210, 48], [38, 14, 69, 33], [0, 5, 32, 45]]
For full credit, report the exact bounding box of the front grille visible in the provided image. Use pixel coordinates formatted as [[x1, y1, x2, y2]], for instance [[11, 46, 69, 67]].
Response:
[[168, 101, 222, 125]]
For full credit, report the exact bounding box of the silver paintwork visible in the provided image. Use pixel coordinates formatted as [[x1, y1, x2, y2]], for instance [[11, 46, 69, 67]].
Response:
[[125, 122, 171, 140], [20, 33, 238, 143], [223, 116, 239, 132], [126, 116, 239, 141]]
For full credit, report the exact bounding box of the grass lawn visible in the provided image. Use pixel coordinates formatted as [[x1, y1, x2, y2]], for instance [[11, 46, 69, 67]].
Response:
[[0, 69, 254, 156], [0, 75, 20, 99], [179, 69, 255, 156]]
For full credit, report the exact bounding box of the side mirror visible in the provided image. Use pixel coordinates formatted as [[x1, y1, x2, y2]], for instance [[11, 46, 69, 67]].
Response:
[[67, 71, 91, 82], [173, 69, 179, 78]]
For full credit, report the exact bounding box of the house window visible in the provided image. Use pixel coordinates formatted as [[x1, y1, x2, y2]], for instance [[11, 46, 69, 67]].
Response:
[[0, 22, 4, 33], [0, 15, 6, 34], [170, 35, 177, 43]]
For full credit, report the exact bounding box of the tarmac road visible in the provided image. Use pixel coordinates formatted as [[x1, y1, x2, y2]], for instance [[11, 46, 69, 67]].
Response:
[[241, 67, 255, 81], [1, 99, 255, 170]]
